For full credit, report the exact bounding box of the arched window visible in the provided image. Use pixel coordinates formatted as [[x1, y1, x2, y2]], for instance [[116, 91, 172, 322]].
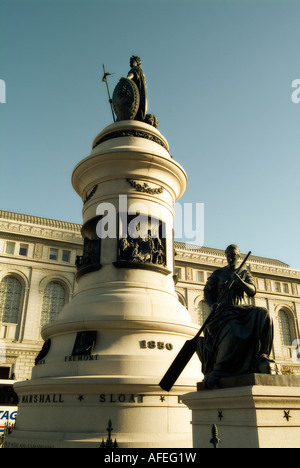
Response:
[[197, 300, 211, 326], [0, 276, 23, 323], [278, 309, 294, 347], [40, 281, 66, 327]]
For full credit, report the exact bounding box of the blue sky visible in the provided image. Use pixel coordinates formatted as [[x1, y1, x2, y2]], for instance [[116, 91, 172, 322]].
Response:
[[0, 0, 299, 269]]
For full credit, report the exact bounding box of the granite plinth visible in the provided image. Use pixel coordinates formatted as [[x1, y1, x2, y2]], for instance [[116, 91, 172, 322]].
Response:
[[183, 374, 300, 448]]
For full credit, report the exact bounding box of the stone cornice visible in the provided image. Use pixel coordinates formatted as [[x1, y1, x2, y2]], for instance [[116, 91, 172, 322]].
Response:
[[250, 264, 300, 280], [0, 210, 82, 244], [174, 242, 300, 279], [0, 210, 81, 232]]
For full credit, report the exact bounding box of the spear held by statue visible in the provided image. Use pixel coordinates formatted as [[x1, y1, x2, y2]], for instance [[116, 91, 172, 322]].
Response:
[[102, 64, 115, 122]]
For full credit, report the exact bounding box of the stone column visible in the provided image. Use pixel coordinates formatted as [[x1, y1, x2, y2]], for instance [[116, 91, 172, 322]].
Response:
[[8, 121, 201, 448]]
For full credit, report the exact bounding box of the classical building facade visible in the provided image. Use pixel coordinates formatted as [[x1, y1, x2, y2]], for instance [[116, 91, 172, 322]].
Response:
[[0, 209, 299, 381]]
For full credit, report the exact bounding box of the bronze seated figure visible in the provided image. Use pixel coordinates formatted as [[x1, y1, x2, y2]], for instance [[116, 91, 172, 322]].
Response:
[[197, 244, 274, 389]]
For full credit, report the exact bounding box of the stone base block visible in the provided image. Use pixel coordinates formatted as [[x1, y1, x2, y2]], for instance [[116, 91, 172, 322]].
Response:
[[182, 375, 300, 448]]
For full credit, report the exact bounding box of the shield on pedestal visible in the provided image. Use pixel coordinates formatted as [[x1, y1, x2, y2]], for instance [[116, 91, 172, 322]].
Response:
[[112, 78, 140, 121]]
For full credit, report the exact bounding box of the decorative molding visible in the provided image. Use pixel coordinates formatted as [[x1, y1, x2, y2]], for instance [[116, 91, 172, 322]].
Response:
[[273, 302, 296, 317], [127, 179, 164, 195], [92, 128, 169, 151], [38, 275, 73, 295], [174, 241, 291, 267], [250, 264, 300, 279], [0, 219, 82, 244], [175, 244, 300, 279], [0, 268, 30, 289], [0, 210, 81, 232]]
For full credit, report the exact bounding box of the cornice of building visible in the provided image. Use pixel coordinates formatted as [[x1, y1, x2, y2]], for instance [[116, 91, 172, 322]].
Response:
[[0, 210, 83, 244], [174, 241, 300, 279], [0, 210, 82, 232]]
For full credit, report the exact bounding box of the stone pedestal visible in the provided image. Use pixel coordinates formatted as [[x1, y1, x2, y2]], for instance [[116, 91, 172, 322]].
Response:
[[6, 121, 201, 448], [182, 375, 300, 448]]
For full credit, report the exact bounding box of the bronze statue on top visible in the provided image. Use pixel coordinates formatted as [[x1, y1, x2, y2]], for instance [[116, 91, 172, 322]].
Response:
[[197, 244, 274, 389], [126, 56, 147, 122], [112, 56, 158, 127]]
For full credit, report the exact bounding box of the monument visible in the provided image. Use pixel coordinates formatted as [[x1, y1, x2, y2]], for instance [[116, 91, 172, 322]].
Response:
[[6, 56, 200, 448]]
